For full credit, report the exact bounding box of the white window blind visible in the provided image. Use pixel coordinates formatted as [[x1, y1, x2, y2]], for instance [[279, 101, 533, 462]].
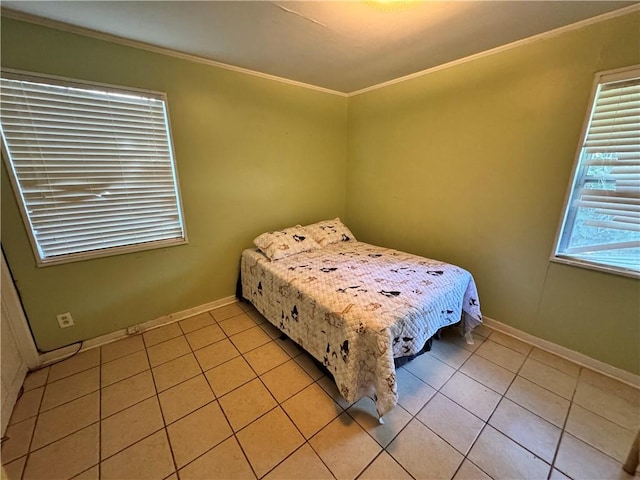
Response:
[[0, 71, 186, 265], [554, 66, 640, 277]]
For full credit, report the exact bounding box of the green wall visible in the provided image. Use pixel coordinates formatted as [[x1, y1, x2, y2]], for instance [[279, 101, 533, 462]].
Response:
[[1, 18, 348, 351], [346, 12, 640, 374], [2, 12, 639, 375]]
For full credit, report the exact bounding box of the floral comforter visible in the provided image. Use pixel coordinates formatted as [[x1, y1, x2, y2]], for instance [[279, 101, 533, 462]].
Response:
[[240, 241, 482, 416]]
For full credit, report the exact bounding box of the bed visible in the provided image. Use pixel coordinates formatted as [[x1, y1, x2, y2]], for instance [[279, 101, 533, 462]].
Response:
[[239, 219, 482, 418]]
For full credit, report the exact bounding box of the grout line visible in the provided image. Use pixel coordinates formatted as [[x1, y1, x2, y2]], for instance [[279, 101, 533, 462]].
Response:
[[11, 307, 636, 480]]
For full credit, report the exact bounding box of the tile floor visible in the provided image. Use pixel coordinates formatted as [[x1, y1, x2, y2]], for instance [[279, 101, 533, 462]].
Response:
[[2, 302, 638, 480]]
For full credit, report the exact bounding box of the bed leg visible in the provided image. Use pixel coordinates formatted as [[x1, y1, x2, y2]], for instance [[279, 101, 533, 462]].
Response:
[[464, 331, 475, 345], [378, 416, 385, 425]]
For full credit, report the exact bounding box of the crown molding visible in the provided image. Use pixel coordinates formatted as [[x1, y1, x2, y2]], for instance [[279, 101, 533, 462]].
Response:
[[0, 7, 348, 98], [2, 4, 637, 98], [348, 4, 640, 97]]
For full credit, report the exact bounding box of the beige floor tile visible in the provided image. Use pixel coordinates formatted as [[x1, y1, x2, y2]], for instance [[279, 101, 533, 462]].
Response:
[[205, 356, 257, 397], [164, 474, 178, 480], [274, 336, 303, 357], [440, 372, 501, 421], [555, 433, 630, 480], [245, 308, 267, 325], [101, 370, 156, 418], [529, 348, 580, 377], [142, 323, 183, 347], [1, 417, 36, 464], [101, 350, 150, 387], [261, 359, 314, 402], [185, 324, 226, 350], [71, 465, 99, 479], [402, 352, 456, 390], [282, 383, 341, 439], [293, 352, 325, 380], [243, 342, 290, 375], [167, 401, 233, 468], [100, 430, 175, 480], [459, 354, 515, 394], [259, 321, 282, 339], [428, 339, 472, 369], [9, 386, 44, 424], [22, 424, 99, 480], [489, 398, 561, 463], [358, 451, 412, 480], [194, 338, 240, 371], [387, 418, 462, 479], [230, 326, 272, 354], [22, 367, 49, 391], [468, 425, 550, 480], [158, 374, 215, 424], [578, 369, 639, 404], [416, 392, 485, 455], [237, 407, 304, 478], [317, 375, 353, 410], [178, 436, 256, 480], [152, 353, 201, 392], [218, 378, 277, 431], [48, 349, 100, 383], [565, 403, 635, 462], [179, 312, 216, 334], [264, 443, 333, 480], [573, 377, 640, 430], [2, 455, 27, 480], [348, 398, 412, 447], [549, 468, 572, 480], [395, 367, 436, 415], [147, 336, 191, 367], [211, 303, 246, 322], [101, 396, 164, 459], [40, 367, 99, 412], [219, 313, 260, 336], [488, 331, 532, 355], [309, 413, 382, 480], [31, 391, 99, 450], [506, 376, 570, 427], [101, 335, 145, 363], [441, 327, 486, 352], [472, 324, 493, 338], [452, 459, 492, 480], [475, 339, 526, 373], [519, 357, 577, 400]]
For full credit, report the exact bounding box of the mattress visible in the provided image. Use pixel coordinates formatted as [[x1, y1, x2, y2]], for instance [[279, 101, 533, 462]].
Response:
[[240, 240, 482, 416]]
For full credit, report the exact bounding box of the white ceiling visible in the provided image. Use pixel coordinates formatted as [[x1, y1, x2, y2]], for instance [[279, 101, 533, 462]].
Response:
[[2, 1, 637, 94]]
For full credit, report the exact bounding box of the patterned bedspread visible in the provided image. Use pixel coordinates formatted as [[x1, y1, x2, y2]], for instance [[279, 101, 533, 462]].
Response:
[[240, 241, 482, 416]]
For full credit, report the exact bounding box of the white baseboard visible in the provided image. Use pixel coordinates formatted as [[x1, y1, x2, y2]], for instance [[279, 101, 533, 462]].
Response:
[[482, 316, 640, 389], [38, 300, 640, 391], [39, 295, 238, 367]]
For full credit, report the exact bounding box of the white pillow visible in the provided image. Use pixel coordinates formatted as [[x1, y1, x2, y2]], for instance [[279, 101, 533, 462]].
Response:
[[253, 225, 321, 261], [303, 218, 356, 247]]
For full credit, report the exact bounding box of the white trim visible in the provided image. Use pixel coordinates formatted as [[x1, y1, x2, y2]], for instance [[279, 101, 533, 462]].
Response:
[[1, 252, 41, 369], [0, 8, 347, 98], [482, 316, 640, 389], [3, 5, 637, 98], [38, 295, 238, 366], [348, 4, 640, 97]]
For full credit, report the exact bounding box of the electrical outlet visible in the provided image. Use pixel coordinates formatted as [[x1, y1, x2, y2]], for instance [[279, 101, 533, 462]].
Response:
[[56, 312, 74, 328]]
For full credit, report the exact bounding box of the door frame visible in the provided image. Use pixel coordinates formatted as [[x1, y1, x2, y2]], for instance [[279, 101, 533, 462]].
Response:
[[1, 251, 40, 369]]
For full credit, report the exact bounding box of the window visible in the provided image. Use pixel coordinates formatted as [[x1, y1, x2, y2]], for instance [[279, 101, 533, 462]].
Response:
[[0, 70, 187, 266], [553, 65, 639, 278]]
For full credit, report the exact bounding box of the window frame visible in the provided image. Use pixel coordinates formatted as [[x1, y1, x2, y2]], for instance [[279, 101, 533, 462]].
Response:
[[551, 65, 640, 279], [1, 69, 188, 267]]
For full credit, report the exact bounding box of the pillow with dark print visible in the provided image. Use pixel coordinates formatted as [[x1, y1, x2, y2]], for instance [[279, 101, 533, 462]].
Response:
[[303, 218, 356, 247], [253, 225, 322, 261]]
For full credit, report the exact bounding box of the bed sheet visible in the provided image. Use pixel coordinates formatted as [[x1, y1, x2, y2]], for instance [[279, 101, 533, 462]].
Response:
[[240, 240, 482, 416]]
